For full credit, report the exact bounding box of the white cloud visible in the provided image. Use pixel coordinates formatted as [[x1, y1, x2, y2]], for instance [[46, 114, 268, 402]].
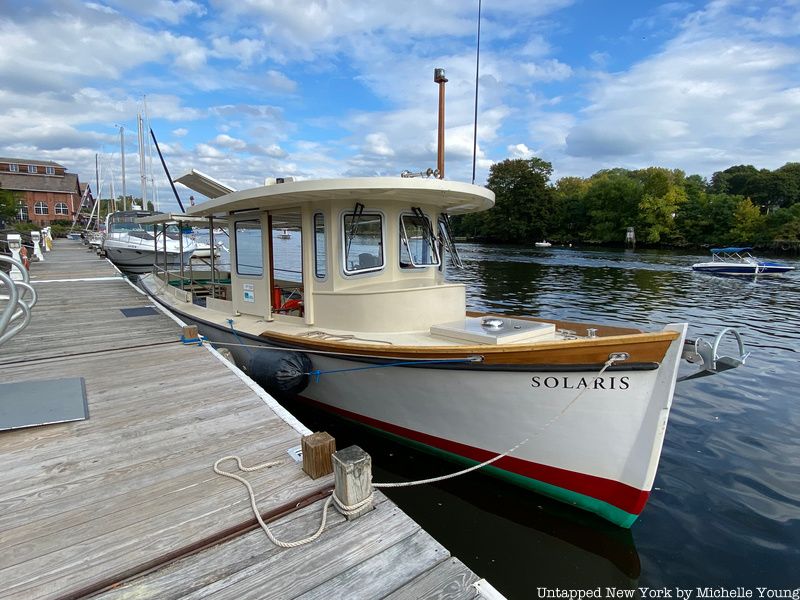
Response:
[[548, 2, 800, 176], [508, 143, 534, 159]]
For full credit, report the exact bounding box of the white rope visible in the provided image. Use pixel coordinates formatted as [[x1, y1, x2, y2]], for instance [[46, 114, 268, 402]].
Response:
[[213, 456, 333, 548], [214, 455, 379, 548]]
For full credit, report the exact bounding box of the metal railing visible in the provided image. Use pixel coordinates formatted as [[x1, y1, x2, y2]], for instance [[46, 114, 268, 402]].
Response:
[[0, 255, 38, 346]]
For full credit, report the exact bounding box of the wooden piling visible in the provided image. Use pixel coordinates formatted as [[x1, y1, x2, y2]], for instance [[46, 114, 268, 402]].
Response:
[[181, 324, 199, 341], [301, 431, 336, 479], [332, 445, 373, 520]]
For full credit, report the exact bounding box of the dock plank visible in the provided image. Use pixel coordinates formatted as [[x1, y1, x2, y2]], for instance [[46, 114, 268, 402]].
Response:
[[384, 557, 482, 600], [0, 240, 493, 600]]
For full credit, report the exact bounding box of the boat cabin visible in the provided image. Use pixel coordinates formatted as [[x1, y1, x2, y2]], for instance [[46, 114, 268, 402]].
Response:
[[148, 177, 494, 335]]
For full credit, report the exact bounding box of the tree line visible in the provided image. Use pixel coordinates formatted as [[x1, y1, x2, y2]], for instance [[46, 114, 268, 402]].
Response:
[[452, 159, 800, 249]]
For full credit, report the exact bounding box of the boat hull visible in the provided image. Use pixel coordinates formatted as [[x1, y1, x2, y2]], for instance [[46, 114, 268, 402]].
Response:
[[150, 293, 685, 527], [692, 262, 794, 275], [104, 243, 195, 274]]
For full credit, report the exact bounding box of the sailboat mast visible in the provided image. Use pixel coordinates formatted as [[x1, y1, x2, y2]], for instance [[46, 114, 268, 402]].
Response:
[[472, 0, 482, 185], [138, 111, 147, 209], [95, 153, 100, 228], [144, 97, 158, 211], [118, 125, 127, 210]]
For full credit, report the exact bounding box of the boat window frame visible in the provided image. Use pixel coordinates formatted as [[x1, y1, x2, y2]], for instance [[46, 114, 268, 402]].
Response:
[[341, 209, 385, 276], [234, 219, 264, 277], [313, 212, 327, 280], [399, 211, 441, 269]]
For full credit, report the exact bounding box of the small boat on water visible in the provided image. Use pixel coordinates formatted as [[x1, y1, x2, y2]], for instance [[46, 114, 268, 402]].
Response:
[[138, 175, 746, 527], [103, 210, 195, 274], [277, 228, 292, 239], [692, 247, 795, 276], [535, 240, 552, 248]]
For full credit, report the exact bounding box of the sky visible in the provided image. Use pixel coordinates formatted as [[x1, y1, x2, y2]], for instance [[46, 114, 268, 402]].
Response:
[[1, 0, 799, 210]]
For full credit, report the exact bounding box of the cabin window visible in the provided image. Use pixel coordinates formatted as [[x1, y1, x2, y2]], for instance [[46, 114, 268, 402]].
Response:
[[235, 220, 263, 276], [314, 213, 327, 279], [342, 212, 383, 275], [55, 202, 69, 215], [399, 212, 440, 268], [34, 201, 48, 215]]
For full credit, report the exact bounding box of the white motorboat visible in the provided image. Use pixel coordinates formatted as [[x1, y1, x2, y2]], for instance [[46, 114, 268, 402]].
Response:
[[138, 175, 747, 527], [103, 210, 195, 274], [535, 240, 552, 248], [692, 247, 795, 276]]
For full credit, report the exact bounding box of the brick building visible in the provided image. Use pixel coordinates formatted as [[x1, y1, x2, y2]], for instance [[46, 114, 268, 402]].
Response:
[[0, 158, 86, 226]]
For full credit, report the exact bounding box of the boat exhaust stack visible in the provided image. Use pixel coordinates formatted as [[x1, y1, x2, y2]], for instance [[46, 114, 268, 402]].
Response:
[[434, 68, 448, 180]]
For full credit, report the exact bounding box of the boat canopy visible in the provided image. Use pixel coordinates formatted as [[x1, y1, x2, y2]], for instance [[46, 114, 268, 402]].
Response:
[[710, 247, 753, 254], [174, 169, 236, 199], [137, 213, 227, 226], [183, 177, 495, 219]]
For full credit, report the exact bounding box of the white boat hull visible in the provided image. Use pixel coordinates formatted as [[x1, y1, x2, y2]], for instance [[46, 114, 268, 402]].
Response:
[[151, 294, 686, 527], [104, 239, 194, 274], [296, 326, 685, 527]]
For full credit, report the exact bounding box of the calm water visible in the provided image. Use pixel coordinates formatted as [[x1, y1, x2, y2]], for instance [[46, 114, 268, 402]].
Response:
[[276, 244, 800, 598]]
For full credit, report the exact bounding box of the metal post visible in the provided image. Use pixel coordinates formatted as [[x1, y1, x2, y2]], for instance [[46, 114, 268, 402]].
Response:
[[153, 221, 158, 278], [162, 223, 168, 278], [209, 216, 216, 299], [179, 219, 185, 291]]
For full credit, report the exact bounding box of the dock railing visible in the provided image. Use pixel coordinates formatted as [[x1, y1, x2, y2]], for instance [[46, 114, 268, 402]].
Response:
[[0, 255, 38, 346]]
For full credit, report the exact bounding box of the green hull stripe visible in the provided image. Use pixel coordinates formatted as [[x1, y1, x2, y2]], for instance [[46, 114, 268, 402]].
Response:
[[363, 422, 639, 528]]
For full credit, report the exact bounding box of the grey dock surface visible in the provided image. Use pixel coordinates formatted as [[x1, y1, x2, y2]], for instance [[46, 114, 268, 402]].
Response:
[[0, 240, 490, 599]]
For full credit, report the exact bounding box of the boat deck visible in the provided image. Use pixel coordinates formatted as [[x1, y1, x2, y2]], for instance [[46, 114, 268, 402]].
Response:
[[0, 240, 489, 599]]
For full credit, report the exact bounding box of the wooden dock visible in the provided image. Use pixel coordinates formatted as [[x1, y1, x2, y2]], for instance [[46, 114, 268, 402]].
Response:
[[0, 240, 494, 599]]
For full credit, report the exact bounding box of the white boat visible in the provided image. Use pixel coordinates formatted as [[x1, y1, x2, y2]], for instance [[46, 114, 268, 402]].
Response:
[[692, 247, 795, 276], [191, 240, 223, 259], [103, 210, 195, 274], [535, 240, 552, 248], [138, 175, 746, 527]]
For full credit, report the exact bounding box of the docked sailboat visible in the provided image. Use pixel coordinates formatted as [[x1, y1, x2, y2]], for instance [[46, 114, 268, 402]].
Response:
[[138, 175, 746, 527], [103, 210, 195, 274]]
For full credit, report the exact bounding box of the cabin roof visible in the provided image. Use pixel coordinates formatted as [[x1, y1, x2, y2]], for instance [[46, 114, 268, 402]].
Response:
[[183, 177, 495, 218]]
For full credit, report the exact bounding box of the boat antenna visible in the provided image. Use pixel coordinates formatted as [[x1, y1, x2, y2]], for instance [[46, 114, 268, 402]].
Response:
[[150, 127, 186, 213], [434, 68, 448, 179], [471, 0, 482, 185]]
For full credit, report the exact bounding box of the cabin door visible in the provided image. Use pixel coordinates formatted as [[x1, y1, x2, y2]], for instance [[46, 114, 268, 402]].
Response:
[[269, 210, 306, 321], [230, 215, 271, 318]]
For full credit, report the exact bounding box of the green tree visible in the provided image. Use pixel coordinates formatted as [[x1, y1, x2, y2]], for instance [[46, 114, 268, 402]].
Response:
[[1, 188, 17, 223], [710, 164, 759, 195], [553, 176, 590, 241], [729, 198, 766, 244], [581, 172, 642, 243], [637, 185, 687, 244], [461, 158, 555, 243]]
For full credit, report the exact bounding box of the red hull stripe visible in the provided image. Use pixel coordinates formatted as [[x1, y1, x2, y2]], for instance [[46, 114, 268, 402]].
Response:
[[302, 397, 651, 515]]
